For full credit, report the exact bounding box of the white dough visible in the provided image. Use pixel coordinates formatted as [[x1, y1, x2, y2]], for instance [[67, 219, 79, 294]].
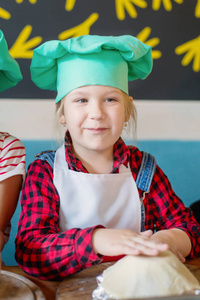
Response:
[[100, 251, 200, 299]]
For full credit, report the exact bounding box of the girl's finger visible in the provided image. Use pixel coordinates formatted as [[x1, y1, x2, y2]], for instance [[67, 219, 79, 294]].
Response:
[[129, 235, 169, 251], [177, 251, 186, 263], [140, 230, 153, 237], [120, 239, 167, 256]]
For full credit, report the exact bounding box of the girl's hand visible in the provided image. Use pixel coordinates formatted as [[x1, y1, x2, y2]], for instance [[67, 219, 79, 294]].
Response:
[[150, 230, 187, 263], [92, 228, 168, 257]]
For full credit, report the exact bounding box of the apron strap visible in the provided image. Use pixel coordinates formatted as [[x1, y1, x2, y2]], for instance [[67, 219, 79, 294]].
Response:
[[35, 150, 156, 193]]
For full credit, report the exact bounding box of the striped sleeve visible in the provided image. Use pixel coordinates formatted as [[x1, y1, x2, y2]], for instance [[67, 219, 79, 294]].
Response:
[[0, 132, 26, 181]]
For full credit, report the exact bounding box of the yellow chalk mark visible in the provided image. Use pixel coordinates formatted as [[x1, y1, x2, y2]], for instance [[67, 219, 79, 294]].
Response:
[[137, 27, 162, 59], [9, 25, 42, 59], [115, 0, 147, 20], [58, 13, 99, 40], [65, 0, 76, 11], [195, 0, 200, 18], [15, 0, 37, 4], [0, 7, 11, 19], [175, 36, 200, 72], [152, 0, 183, 11]]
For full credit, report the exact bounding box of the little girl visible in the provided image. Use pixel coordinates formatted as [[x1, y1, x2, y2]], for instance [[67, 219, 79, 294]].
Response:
[[15, 35, 200, 280], [0, 30, 25, 256]]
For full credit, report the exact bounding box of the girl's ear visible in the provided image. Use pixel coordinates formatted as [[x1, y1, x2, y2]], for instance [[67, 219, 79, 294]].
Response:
[[59, 114, 66, 125], [125, 96, 133, 122]]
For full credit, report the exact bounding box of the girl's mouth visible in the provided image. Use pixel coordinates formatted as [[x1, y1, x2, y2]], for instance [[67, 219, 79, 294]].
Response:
[[86, 128, 107, 134]]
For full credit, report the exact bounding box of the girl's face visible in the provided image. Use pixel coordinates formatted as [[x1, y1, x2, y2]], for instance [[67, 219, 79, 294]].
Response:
[[59, 85, 132, 158]]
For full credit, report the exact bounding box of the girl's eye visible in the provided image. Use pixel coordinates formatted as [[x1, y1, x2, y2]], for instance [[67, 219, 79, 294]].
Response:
[[75, 98, 88, 103], [105, 98, 116, 102]]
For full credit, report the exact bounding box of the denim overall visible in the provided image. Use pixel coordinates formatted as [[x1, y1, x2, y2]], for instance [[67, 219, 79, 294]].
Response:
[[37, 149, 156, 232]]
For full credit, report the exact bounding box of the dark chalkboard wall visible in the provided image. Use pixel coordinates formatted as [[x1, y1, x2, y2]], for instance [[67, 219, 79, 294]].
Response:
[[0, 0, 199, 100]]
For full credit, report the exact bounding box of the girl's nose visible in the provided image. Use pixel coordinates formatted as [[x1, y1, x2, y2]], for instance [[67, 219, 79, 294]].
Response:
[[89, 102, 105, 120]]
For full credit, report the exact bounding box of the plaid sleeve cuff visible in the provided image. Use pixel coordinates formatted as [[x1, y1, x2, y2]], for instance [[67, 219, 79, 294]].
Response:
[[74, 225, 104, 268]]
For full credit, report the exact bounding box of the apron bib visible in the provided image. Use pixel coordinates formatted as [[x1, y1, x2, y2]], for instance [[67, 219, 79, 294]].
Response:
[[53, 145, 141, 232]]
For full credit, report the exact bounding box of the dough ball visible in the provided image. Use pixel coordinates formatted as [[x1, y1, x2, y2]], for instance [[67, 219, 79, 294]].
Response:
[[100, 251, 200, 299]]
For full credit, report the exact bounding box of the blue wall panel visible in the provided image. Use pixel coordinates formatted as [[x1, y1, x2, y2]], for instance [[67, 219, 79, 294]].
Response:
[[2, 140, 200, 266]]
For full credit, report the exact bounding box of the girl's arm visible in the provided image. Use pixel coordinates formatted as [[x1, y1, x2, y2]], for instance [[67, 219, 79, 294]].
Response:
[[150, 228, 192, 262], [144, 164, 200, 260], [92, 228, 168, 257], [0, 175, 22, 251], [0, 230, 5, 253], [129, 147, 200, 260], [15, 160, 103, 280], [0, 134, 26, 251]]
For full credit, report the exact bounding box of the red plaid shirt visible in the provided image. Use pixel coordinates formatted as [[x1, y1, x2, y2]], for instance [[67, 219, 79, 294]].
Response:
[[15, 132, 200, 280]]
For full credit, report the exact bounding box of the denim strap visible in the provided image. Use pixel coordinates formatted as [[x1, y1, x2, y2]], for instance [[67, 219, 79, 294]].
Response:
[[35, 151, 55, 169], [136, 151, 156, 193], [136, 151, 156, 231]]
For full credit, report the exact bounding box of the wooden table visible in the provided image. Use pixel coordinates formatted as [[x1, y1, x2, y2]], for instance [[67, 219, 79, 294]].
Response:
[[1, 265, 59, 300], [1, 257, 200, 300]]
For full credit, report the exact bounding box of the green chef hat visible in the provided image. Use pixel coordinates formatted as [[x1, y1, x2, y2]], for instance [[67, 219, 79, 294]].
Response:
[[30, 35, 153, 103], [0, 30, 23, 92]]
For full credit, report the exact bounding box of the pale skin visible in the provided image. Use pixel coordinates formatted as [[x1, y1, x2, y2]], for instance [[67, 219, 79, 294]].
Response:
[[59, 85, 192, 262], [0, 175, 22, 252]]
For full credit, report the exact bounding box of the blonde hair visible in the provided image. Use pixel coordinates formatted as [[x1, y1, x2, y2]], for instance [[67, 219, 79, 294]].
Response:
[[122, 93, 137, 141], [54, 91, 137, 143], [54, 99, 65, 144]]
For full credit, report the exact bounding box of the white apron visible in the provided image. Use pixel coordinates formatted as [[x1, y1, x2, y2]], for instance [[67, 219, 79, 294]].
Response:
[[53, 145, 141, 232]]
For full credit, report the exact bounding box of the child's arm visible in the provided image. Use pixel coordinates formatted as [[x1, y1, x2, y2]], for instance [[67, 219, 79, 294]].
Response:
[[143, 164, 200, 260], [0, 175, 22, 251], [0, 230, 5, 252], [150, 228, 192, 262], [129, 147, 200, 260], [92, 228, 168, 257], [0, 134, 26, 251]]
